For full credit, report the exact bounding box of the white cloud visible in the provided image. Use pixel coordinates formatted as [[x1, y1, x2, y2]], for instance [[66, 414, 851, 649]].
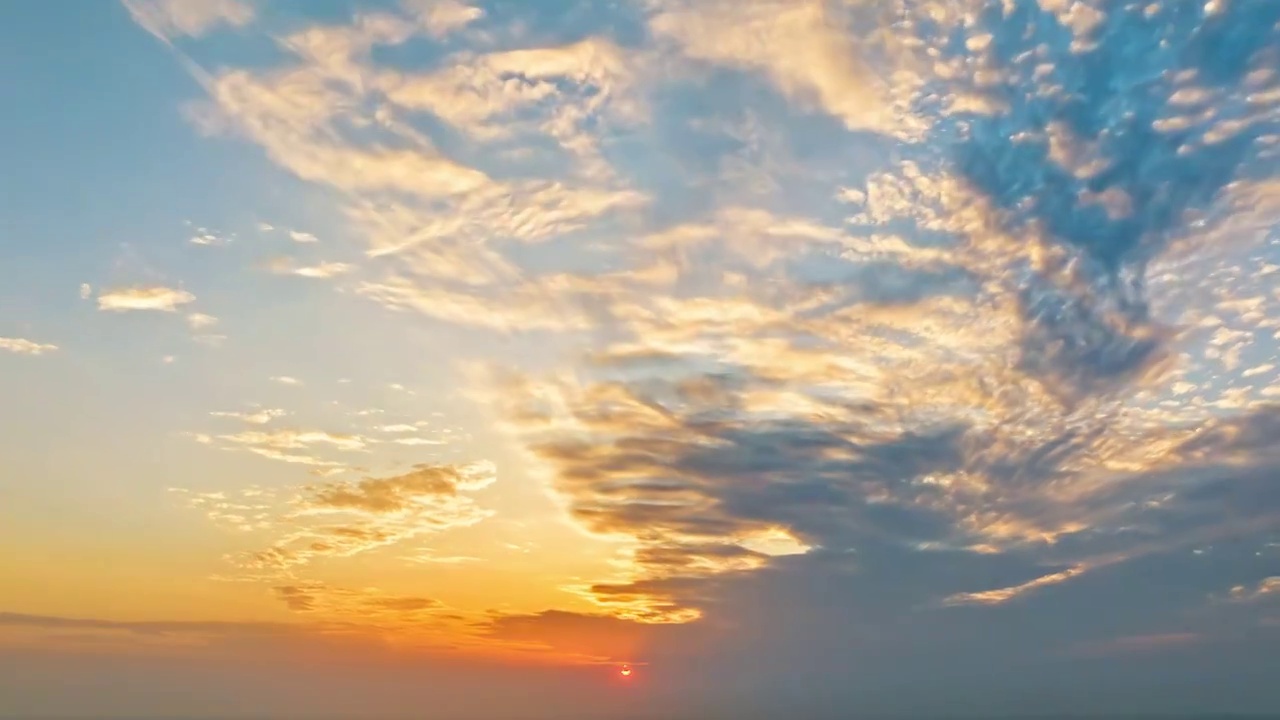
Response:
[[0, 337, 59, 356], [79, 283, 92, 300], [289, 230, 319, 243], [189, 227, 230, 245], [402, 0, 484, 37], [393, 437, 446, 446], [123, 0, 255, 41], [649, 0, 920, 138], [271, 376, 302, 386], [211, 408, 287, 425], [265, 257, 355, 278], [222, 428, 369, 453], [97, 286, 196, 312], [186, 313, 219, 330]]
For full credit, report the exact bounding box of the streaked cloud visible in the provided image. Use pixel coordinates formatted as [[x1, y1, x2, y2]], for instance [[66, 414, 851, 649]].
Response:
[[649, 0, 921, 138], [1228, 577, 1280, 603], [210, 407, 286, 425], [122, 0, 254, 41], [0, 337, 58, 356], [943, 565, 1091, 607], [403, 0, 483, 38], [177, 461, 497, 574], [186, 312, 219, 330], [28, 0, 1280, 708], [97, 286, 196, 312], [267, 258, 353, 279]]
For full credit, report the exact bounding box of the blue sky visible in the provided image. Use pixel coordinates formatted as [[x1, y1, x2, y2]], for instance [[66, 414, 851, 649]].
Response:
[[2, 0, 1280, 718]]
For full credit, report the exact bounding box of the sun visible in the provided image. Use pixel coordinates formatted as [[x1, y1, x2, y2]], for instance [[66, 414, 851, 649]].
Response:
[[619, 664, 633, 677]]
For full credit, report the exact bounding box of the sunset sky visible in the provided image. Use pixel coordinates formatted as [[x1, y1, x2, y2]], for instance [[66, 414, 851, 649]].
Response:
[[2, 0, 1279, 717]]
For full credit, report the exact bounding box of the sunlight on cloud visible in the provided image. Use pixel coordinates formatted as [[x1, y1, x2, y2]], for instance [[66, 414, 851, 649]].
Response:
[[112, 0, 1280, 656], [268, 258, 356, 279], [402, 0, 484, 38], [210, 407, 286, 425], [649, 0, 925, 139], [174, 461, 497, 575], [97, 286, 196, 312], [123, 0, 254, 41], [186, 312, 218, 330], [943, 565, 1090, 606], [0, 337, 58, 355], [1227, 577, 1280, 603]]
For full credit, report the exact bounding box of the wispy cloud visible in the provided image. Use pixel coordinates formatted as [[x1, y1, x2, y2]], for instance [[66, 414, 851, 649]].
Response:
[[122, 0, 254, 41], [188, 226, 231, 246], [115, 0, 1280, 685], [403, 0, 484, 38], [186, 312, 219, 330], [943, 565, 1091, 607], [1227, 577, 1280, 603], [97, 286, 196, 312], [0, 337, 58, 356], [210, 408, 286, 425], [267, 257, 355, 278], [176, 461, 497, 574]]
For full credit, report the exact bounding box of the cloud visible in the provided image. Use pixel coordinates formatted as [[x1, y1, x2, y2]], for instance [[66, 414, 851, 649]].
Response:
[[210, 408, 285, 425], [288, 230, 319, 243], [186, 312, 219, 330], [177, 461, 497, 574], [271, 376, 302, 386], [122, 0, 255, 41], [402, 0, 484, 37], [131, 0, 1280, 707], [97, 286, 196, 312], [275, 260, 355, 279], [303, 461, 494, 514], [188, 226, 231, 245], [1228, 577, 1280, 603], [943, 565, 1091, 606], [0, 337, 58, 356], [1070, 633, 1202, 657], [648, 0, 922, 138], [272, 583, 443, 619], [0, 611, 292, 639], [222, 428, 369, 453]]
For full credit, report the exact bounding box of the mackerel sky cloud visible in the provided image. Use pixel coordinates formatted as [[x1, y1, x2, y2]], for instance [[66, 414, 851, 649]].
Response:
[[1, 1, 1279, 718]]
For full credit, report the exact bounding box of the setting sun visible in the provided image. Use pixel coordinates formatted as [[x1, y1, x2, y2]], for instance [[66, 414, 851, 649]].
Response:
[[620, 665, 633, 677]]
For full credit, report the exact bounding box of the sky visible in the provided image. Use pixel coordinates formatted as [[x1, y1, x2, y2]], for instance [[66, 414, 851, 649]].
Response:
[[1, 0, 1279, 717]]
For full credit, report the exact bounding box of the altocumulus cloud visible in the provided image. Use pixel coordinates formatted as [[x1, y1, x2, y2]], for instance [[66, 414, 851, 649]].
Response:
[[104, 0, 1280, 714], [174, 461, 497, 575]]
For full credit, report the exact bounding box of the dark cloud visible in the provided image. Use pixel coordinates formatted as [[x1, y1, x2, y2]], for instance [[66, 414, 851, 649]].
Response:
[[0, 613, 298, 638], [271, 584, 444, 618]]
